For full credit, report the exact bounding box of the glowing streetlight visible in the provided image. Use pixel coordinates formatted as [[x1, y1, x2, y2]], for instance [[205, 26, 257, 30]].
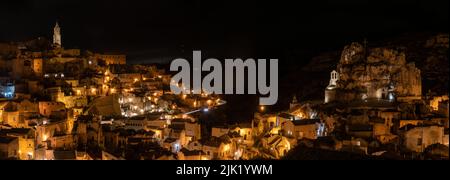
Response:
[[223, 144, 230, 152], [260, 106, 265, 112]]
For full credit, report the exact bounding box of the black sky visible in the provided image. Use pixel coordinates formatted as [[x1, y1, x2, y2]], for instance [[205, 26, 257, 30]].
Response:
[[0, 0, 448, 63]]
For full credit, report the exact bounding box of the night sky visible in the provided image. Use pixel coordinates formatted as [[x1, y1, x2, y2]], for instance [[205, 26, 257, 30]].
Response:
[[1, 0, 448, 63]]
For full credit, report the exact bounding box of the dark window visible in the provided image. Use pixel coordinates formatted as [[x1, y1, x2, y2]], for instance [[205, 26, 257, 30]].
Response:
[[24, 60, 31, 66]]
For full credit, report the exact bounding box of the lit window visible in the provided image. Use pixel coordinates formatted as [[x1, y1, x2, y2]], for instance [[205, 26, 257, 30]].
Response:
[[389, 93, 395, 101]]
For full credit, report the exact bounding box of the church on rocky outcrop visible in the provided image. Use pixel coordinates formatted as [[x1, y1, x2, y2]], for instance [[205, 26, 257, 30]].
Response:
[[325, 41, 422, 104]]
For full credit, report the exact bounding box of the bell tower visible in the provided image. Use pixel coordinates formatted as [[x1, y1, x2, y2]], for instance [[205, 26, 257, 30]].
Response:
[[53, 22, 62, 47], [290, 95, 299, 110], [329, 70, 339, 87], [325, 70, 339, 103]]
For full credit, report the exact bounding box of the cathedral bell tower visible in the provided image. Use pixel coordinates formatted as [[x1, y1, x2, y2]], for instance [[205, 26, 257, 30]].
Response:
[[290, 95, 299, 110], [53, 22, 62, 47]]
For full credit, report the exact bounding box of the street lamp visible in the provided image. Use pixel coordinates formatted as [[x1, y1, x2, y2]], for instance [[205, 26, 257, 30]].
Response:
[[260, 106, 265, 112]]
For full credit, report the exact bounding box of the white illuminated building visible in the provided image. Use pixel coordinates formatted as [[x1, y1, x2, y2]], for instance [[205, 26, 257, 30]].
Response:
[[324, 70, 339, 103], [0, 82, 15, 99]]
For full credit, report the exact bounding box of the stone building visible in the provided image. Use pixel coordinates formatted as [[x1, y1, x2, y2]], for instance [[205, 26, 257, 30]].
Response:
[[38, 101, 66, 117], [0, 136, 19, 159], [95, 53, 126, 65], [400, 125, 446, 152], [0, 128, 35, 160], [0, 101, 22, 128], [0, 80, 15, 99]]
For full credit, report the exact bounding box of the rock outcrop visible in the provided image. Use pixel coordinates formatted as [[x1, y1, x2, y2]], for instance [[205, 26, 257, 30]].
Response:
[[330, 42, 421, 102]]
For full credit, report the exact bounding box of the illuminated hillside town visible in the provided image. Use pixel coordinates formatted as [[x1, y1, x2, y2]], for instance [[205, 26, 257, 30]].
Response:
[[0, 22, 448, 160]]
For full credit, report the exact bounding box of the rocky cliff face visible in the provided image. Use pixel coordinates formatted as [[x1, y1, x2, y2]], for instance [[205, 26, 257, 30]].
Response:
[[334, 42, 421, 102], [295, 33, 448, 102]]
